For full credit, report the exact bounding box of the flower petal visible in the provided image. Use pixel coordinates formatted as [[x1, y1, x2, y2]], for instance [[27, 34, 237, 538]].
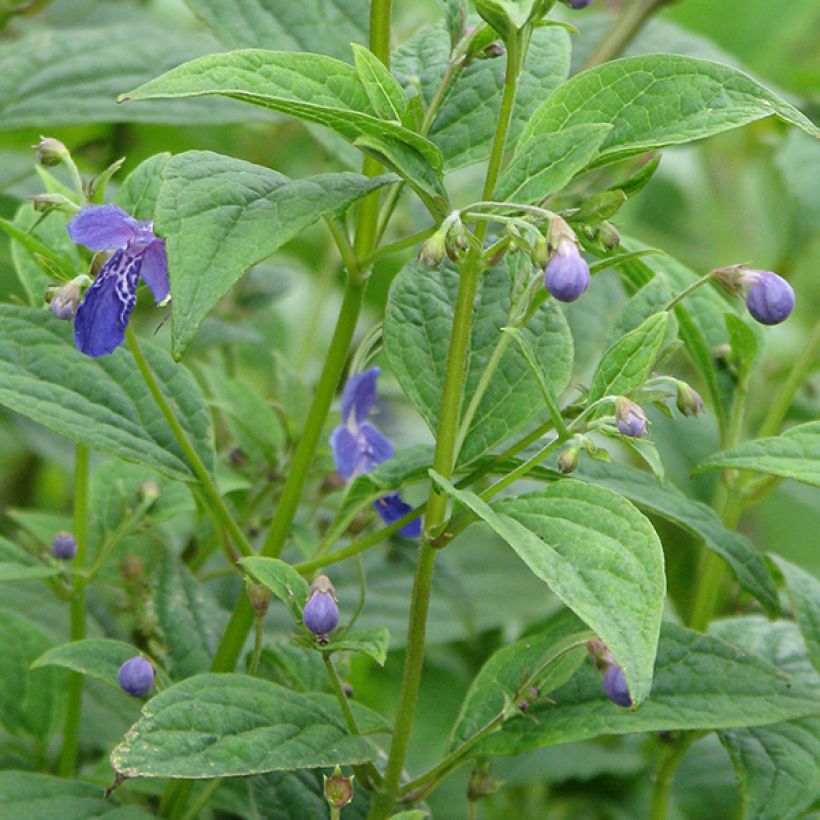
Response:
[[330, 426, 361, 479], [74, 249, 140, 357], [140, 239, 169, 303], [358, 422, 394, 472], [373, 493, 421, 538], [67, 204, 136, 251], [341, 367, 380, 425]]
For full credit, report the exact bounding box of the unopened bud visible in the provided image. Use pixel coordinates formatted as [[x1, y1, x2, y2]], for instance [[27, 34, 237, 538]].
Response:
[[117, 656, 155, 697], [615, 397, 649, 438], [52, 531, 76, 560], [418, 230, 447, 267], [303, 575, 340, 638], [33, 136, 69, 167], [138, 480, 161, 505], [544, 217, 590, 303], [676, 382, 704, 417], [46, 275, 90, 321], [29, 193, 78, 214], [478, 42, 505, 59], [557, 445, 579, 474], [246, 580, 273, 614], [598, 221, 621, 250], [445, 216, 469, 262], [531, 235, 549, 268], [324, 765, 354, 809], [602, 664, 632, 708], [468, 765, 502, 801]]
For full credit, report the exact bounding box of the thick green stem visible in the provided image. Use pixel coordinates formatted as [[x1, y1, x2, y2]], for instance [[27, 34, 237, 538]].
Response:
[[649, 735, 696, 820], [126, 329, 252, 560], [58, 444, 89, 777]]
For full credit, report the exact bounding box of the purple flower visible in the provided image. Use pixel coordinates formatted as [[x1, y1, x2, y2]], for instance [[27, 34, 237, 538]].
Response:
[[52, 531, 76, 560], [117, 656, 155, 697], [566, 0, 591, 7], [373, 494, 422, 538], [330, 368, 395, 480], [303, 575, 340, 636], [67, 204, 169, 357], [602, 664, 632, 708], [544, 237, 590, 303], [615, 398, 649, 438], [744, 270, 795, 326]]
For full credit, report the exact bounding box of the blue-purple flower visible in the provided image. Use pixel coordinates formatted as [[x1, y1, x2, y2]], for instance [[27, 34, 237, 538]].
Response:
[[744, 269, 795, 326], [602, 664, 632, 708], [117, 656, 155, 697], [303, 575, 340, 637], [66, 204, 169, 358], [373, 494, 422, 538], [615, 397, 649, 438], [544, 217, 590, 303], [52, 531, 76, 560]]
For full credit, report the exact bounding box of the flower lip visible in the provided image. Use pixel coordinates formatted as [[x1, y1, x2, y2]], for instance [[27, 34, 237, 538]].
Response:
[[117, 656, 155, 697], [745, 270, 795, 326], [374, 493, 422, 538]]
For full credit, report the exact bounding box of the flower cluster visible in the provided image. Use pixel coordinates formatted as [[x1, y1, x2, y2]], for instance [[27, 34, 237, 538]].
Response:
[[331, 368, 421, 538], [64, 205, 169, 357]]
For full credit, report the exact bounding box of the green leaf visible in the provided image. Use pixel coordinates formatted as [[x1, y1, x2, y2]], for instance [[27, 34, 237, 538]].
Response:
[[115, 152, 171, 221], [0, 563, 60, 583], [588, 312, 669, 403], [393, 25, 570, 170], [695, 421, 820, 488], [724, 312, 759, 384], [608, 154, 661, 198], [32, 639, 157, 691], [432, 474, 665, 705], [0, 306, 214, 481], [495, 124, 612, 203], [450, 610, 593, 749], [154, 150, 396, 358], [0, 772, 154, 820], [0, 24, 268, 130], [770, 555, 820, 673], [184, 0, 368, 60], [474, 0, 537, 37], [352, 44, 407, 121], [318, 628, 391, 666], [604, 273, 676, 348], [478, 622, 820, 757], [241, 556, 310, 622], [111, 673, 376, 777], [123, 51, 442, 169], [384, 258, 573, 465], [521, 55, 819, 172]]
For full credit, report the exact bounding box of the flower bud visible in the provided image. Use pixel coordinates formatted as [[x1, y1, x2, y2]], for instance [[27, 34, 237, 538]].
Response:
[[597, 221, 621, 250], [676, 382, 704, 417], [615, 397, 649, 438], [303, 575, 340, 637], [445, 218, 469, 262], [602, 664, 632, 708], [46, 275, 90, 321], [586, 638, 613, 670], [138, 480, 161, 505], [557, 444, 580, 474], [29, 193, 78, 214], [478, 42, 505, 59], [324, 765, 354, 809], [246, 580, 273, 614], [744, 270, 795, 326], [52, 531, 76, 560], [531, 235, 549, 268], [33, 136, 69, 166], [117, 656, 155, 697], [544, 218, 590, 303], [418, 230, 447, 268], [564, 0, 592, 7]]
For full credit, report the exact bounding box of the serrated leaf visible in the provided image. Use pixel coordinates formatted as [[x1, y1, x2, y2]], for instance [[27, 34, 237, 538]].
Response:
[[450, 610, 593, 749], [184, 0, 368, 60], [588, 312, 669, 403], [521, 55, 819, 172], [432, 474, 665, 705], [318, 628, 391, 666], [154, 150, 396, 357], [573, 460, 778, 615], [32, 639, 157, 691], [384, 258, 573, 465], [115, 152, 171, 221], [478, 622, 820, 757], [111, 673, 376, 777], [352, 44, 407, 121], [770, 555, 820, 674], [695, 421, 820, 488], [495, 124, 612, 203], [241, 556, 310, 622], [0, 24, 267, 129], [123, 51, 442, 168], [0, 306, 214, 481]]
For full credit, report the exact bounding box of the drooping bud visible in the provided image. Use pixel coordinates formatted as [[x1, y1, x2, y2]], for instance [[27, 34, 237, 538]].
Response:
[[744, 270, 795, 326], [597, 221, 621, 250], [615, 397, 649, 438], [418, 230, 447, 268], [33, 136, 69, 166], [246, 580, 273, 614], [557, 444, 580, 474], [544, 217, 590, 302], [52, 531, 77, 560], [117, 656, 155, 697], [675, 382, 704, 417], [602, 664, 633, 708], [445, 216, 469, 262], [138, 480, 161, 505], [303, 575, 340, 637], [29, 193, 78, 214], [467, 764, 502, 801], [478, 42, 505, 59], [564, 0, 592, 7], [46, 275, 90, 321], [531, 235, 549, 268], [324, 765, 354, 810]]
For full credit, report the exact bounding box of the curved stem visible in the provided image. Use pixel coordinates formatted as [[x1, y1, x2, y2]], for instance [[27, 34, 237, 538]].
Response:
[[649, 735, 695, 820], [58, 444, 89, 777]]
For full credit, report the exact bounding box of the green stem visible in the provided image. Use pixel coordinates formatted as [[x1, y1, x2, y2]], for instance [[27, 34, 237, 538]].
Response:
[[361, 227, 436, 267], [581, 0, 673, 70], [58, 444, 89, 777], [179, 779, 223, 820], [663, 272, 714, 312], [248, 612, 265, 676], [649, 735, 696, 820], [126, 329, 253, 559]]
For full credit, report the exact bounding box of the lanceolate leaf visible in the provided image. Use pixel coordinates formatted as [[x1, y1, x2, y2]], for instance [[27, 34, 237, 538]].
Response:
[[478, 622, 820, 757], [432, 474, 665, 706], [351, 44, 407, 121], [111, 674, 376, 777], [123, 51, 442, 168], [521, 55, 819, 172], [0, 306, 214, 481], [154, 150, 396, 358], [770, 555, 820, 673], [695, 421, 820, 488]]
